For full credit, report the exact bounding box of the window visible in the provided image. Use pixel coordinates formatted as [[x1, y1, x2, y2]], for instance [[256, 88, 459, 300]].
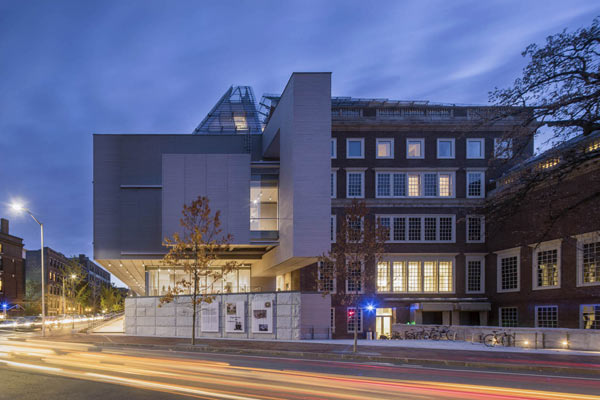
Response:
[[378, 215, 455, 243], [408, 174, 420, 196], [377, 262, 390, 292], [376, 173, 391, 197], [331, 138, 337, 159], [466, 215, 484, 243], [381, 259, 454, 293], [467, 138, 485, 159], [438, 174, 452, 197], [494, 138, 513, 159], [378, 217, 390, 241], [330, 171, 337, 198], [330, 215, 336, 243], [393, 174, 406, 197], [346, 262, 362, 293], [347, 307, 363, 333], [347, 216, 362, 242], [346, 138, 364, 159], [466, 171, 485, 198], [346, 171, 364, 198], [535, 306, 558, 328], [318, 261, 335, 293], [330, 308, 336, 333], [534, 247, 560, 289], [497, 250, 520, 293], [234, 115, 248, 131], [424, 173, 437, 196], [466, 256, 484, 294], [576, 232, 600, 286], [376, 138, 394, 159], [499, 307, 518, 327], [437, 138, 455, 159], [581, 305, 600, 329], [407, 138, 424, 159]]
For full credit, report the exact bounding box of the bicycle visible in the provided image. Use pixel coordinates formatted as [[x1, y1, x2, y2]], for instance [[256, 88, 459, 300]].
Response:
[[483, 330, 514, 347]]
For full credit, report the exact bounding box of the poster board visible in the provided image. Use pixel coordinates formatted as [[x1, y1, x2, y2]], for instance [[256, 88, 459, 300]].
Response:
[[225, 301, 246, 333], [200, 301, 219, 332], [251, 298, 273, 333]]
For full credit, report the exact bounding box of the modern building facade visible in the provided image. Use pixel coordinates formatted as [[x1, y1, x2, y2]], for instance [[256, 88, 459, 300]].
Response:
[[93, 72, 599, 339], [0, 218, 25, 313]]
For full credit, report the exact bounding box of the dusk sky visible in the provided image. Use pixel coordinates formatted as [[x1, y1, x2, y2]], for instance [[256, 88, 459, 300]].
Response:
[[1, 1, 598, 287]]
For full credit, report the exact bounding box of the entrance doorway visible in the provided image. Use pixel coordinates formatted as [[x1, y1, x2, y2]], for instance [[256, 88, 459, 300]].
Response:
[[376, 308, 392, 339]]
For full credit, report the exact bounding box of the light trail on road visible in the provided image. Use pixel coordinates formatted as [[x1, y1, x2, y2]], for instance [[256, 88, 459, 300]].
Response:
[[0, 337, 599, 400]]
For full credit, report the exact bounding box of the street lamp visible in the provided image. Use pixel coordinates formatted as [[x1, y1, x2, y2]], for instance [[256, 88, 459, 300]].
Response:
[[10, 202, 46, 337], [70, 274, 77, 329]]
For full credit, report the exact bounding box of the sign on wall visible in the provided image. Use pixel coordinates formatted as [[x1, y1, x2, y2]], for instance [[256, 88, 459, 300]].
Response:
[[225, 301, 246, 333], [201, 301, 219, 332], [251, 298, 273, 333]]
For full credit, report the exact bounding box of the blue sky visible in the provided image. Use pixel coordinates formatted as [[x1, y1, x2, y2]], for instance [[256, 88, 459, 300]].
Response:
[[1, 1, 598, 286]]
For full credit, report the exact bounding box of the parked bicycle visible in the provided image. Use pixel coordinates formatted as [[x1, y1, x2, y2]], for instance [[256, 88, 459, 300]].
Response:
[[483, 330, 514, 347]]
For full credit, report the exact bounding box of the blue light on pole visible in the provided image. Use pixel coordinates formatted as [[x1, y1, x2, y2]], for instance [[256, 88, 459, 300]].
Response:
[[365, 303, 375, 312]]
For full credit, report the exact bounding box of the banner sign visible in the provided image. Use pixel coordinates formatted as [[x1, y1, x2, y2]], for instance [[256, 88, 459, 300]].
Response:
[[200, 301, 219, 332], [251, 298, 273, 333]]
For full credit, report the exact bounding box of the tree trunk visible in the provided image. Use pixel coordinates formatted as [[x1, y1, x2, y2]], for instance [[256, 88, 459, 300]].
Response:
[[192, 271, 197, 346], [353, 327, 358, 353]]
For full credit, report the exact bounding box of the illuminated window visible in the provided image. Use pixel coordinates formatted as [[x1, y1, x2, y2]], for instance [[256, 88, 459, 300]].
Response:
[[377, 262, 390, 292], [346, 172, 364, 198], [587, 140, 600, 153], [583, 241, 600, 284], [423, 262, 436, 292], [535, 249, 559, 288], [467, 138, 484, 159], [438, 261, 452, 292], [581, 305, 600, 329], [437, 138, 455, 159], [233, 115, 248, 131], [407, 262, 421, 292], [438, 173, 452, 197], [346, 138, 364, 159], [408, 174, 420, 196], [407, 139, 424, 159], [500, 307, 518, 327], [535, 305, 558, 328], [467, 171, 484, 198], [376, 138, 394, 158], [392, 262, 405, 292]]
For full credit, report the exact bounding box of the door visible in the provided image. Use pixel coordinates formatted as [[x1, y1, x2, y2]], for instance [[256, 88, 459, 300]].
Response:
[[376, 308, 393, 338]]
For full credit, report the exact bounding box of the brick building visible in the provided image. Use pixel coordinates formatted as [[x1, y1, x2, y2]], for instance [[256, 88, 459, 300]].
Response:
[[0, 218, 25, 313]]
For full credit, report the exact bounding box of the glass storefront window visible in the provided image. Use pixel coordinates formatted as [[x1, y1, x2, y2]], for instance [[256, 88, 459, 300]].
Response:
[[146, 266, 252, 296], [250, 174, 278, 231]]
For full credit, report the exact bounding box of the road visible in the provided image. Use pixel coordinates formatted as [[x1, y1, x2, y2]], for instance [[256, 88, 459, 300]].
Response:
[[0, 335, 599, 400]]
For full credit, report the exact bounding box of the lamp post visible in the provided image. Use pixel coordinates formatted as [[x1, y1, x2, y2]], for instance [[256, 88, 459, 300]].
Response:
[[10, 202, 46, 337], [71, 273, 76, 329]]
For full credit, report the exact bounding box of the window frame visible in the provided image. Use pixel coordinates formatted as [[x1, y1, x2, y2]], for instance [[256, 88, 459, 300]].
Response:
[[377, 256, 456, 294], [535, 305, 559, 328], [376, 214, 455, 243], [376, 138, 394, 159], [466, 170, 485, 199], [495, 248, 521, 293], [345, 261, 364, 294], [318, 261, 336, 294], [330, 215, 336, 243], [499, 307, 518, 327], [346, 138, 365, 159], [331, 138, 337, 159], [465, 255, 485, 294], [575, 231, 600, 287], [346, 170, 365, 199], [580, 304, 600, 329], [406, 138, 425, 159], [466, 215, 485, 243], [437, 138, 455, 159], [347, 307, 363, 333], [494, 138, 513, 159], [531, 239, 562, 291], [466, 138, 485, 159], [374, 170, 455, 199], [330, 169, 337, 199]]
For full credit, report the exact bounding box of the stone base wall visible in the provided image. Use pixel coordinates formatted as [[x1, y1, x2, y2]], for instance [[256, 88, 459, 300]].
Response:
[[125, 291, 330, 340], [391, 323, 600, 351]]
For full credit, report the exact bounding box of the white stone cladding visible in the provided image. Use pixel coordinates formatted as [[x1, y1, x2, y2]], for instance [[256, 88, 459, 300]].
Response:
[[124, 292, 330, 340]]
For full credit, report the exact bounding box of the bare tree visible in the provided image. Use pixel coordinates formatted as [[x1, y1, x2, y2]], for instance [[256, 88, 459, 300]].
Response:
[[481, 16, 600, 239], [317, 200, 387, 353], [159, 196, 241, 345]]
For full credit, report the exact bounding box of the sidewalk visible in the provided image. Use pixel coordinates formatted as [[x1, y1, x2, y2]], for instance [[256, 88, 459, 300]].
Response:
[[43, 334, 600, 376]]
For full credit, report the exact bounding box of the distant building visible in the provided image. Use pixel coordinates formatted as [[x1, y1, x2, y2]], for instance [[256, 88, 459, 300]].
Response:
[[0, 218, 25, 313], [25, 248, 112, 315]]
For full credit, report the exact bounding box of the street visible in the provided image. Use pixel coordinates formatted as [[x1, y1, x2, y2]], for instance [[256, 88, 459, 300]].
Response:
[[0, 335, 599, 400]]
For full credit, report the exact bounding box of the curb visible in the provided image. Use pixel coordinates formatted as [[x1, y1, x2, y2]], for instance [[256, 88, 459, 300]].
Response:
[[84, 340, 600, 377]]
